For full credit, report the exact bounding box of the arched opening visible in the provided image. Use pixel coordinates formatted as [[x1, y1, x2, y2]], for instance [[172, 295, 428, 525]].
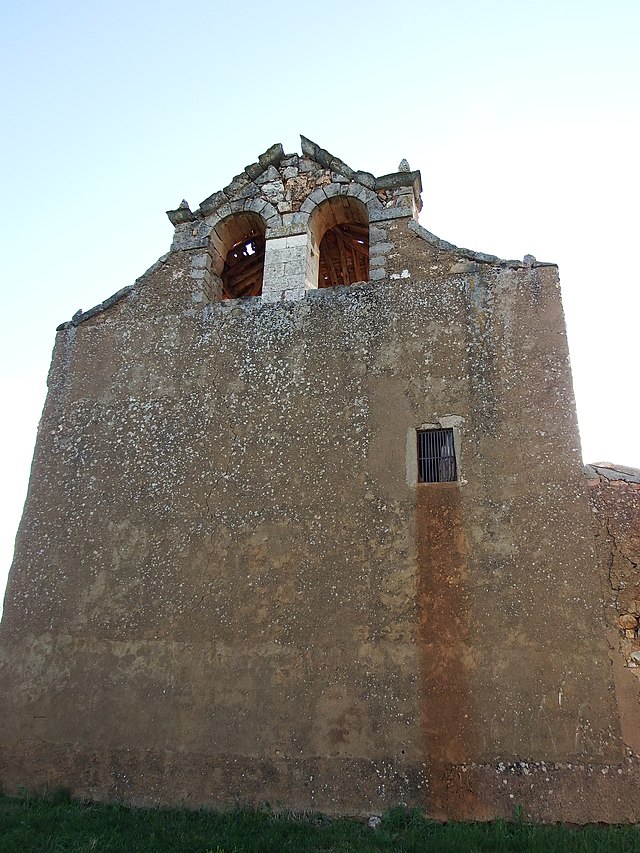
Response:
[[215, 212, 266, 300], [310, 196, 369, 289]]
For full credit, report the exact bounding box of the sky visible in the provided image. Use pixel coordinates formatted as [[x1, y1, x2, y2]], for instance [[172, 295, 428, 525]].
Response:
[[0, 0, 638, 610]]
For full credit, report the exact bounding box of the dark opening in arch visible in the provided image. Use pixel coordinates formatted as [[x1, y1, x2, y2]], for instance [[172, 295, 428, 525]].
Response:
[[318, 221, 369, 288], [311, 196, 369, 290], [222, 233, 265, 299], [216, 212, 266, 300]]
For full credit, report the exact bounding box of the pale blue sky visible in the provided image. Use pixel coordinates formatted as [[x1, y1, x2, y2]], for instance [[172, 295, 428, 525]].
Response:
[[1, 0, 639, 608]]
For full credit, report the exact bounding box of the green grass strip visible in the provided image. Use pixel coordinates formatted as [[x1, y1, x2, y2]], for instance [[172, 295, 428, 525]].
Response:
[[2, 795, 640, 852]]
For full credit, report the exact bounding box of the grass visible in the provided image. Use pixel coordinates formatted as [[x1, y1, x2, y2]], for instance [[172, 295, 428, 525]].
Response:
[[2, 794, 640, 852]]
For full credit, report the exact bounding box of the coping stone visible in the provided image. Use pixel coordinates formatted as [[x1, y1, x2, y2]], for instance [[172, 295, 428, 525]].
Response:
[[245, 161, 263, 181], [258, 143, 285, 170], [223, 172, 253, 199], [584, 463, 640, 483], [354, 171, 376, 189], [375, 170, 422, 192], [199, 190, 227, 216], [166, 206, 195, 226]]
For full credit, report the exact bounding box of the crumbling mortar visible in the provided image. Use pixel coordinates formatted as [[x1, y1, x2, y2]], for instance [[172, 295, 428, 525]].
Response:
[[594, 494, 640, 664], [48, 324, 78, 421], [605, 512, 639, 592], [604, 516, 622, 617]]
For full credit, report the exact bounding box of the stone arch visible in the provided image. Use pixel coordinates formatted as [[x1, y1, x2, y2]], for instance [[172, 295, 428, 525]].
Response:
[[208, 210, 269, 300], [307, 194, 370, 289], [299, 182, 385, 291]]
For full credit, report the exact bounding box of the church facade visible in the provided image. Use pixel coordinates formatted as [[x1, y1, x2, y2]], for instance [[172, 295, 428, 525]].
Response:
[[1, 137, 639, 821]]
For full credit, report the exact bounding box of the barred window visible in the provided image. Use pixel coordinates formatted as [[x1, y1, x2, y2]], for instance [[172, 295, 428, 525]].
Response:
[[417, 428, 457, 483]]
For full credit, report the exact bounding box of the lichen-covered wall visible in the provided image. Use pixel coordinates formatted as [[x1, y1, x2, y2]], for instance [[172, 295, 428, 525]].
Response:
[[0, 141, 633, 821], [586, 465, 640, 755]]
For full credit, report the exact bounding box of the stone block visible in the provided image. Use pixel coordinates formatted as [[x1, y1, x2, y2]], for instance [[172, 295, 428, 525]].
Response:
[[171, 222, 191, 243], [266, 223, 307, 239], [300, 135, 318, 159], [354, 170, 376, 189], [172, 233, 208, 252], [264, 246, 286, 265], [299, 197, 316, 214], [233, 182, 260, 200], [309, 186, 329, 204], [375, 170, 421, 192], [299, 158, 322, 174], [264, 211, 281, 227], [258, 143, 285, 170], [245, 161, 263, 181], [211, 203, 232, 223], [223, 172, 252, 199], [255, 165, 280, 186], [450, 260, 478, 274], [370, 241, 394, 256], [166, 206, 195, 226], [328, 156, 355, 180], [282, 212, 309, 228], [369, 267, 386, 281], [245, 198, 268, 215], [370, 226, 388, 242], [358, 186, 377, 204], [189, 268, 208, 281], [619, 614, 638, 630], [261, 181, 286, 204], [323, 183, 341, 199], [349, 183, 376, 205], [368, 205, 413, 223], [190, 253, 212, 270], [199, 190, 227, 216], [262, 201, 280, 222]]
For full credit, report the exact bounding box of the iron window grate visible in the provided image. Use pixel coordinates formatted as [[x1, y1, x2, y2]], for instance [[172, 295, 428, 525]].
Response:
[[417, 428, 457, 483]]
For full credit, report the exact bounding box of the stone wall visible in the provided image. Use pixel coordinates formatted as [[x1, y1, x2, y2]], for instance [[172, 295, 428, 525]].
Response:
[[0, 138, 636, 821], [586, 464, 640, 755]]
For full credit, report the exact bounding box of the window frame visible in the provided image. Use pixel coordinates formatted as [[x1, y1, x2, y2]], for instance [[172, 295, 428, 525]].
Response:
[[416, 427, 458, 484]]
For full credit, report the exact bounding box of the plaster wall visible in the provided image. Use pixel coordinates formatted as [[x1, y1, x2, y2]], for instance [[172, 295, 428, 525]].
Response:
[[0, 226, 624, 818]]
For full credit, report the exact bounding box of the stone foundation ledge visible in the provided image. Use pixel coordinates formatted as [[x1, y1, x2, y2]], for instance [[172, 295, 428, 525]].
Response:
[[442, 756, 640, 823]]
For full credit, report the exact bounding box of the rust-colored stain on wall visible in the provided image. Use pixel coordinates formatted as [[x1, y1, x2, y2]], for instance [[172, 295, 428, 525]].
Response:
[[416, 483, 473, 816]]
